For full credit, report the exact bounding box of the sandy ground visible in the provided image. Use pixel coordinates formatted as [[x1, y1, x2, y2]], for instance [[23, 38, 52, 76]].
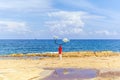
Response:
[[0, 56, 120, 80], [0, 59, 53, 80], [39, 56, 120, 69]]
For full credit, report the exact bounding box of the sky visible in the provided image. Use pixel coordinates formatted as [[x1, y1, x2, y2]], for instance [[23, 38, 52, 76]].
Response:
[[0, 0, 120, 39]]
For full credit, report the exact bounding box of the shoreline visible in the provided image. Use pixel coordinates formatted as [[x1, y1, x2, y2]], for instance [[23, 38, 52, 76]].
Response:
[[0, 50, 120, 56], [0, 51, 119, 58]]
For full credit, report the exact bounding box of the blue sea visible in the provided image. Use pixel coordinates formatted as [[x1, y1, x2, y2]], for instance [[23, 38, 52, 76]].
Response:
[[0, 39, 120, 55]]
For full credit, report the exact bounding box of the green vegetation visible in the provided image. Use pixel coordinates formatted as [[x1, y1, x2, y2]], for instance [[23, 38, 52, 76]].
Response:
[[9, 51, 119, 57]]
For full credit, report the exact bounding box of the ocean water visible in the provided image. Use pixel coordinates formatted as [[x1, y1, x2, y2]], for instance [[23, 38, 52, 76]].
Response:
[[0, 39, 120, 55]]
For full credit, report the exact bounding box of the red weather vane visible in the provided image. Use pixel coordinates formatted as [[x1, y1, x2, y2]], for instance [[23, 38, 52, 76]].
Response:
[[53, 36, 70, 60]]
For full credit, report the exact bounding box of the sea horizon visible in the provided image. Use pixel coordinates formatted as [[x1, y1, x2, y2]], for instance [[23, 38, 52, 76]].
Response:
[[0, 38, 120, 40], [0, 39, 120, 55]]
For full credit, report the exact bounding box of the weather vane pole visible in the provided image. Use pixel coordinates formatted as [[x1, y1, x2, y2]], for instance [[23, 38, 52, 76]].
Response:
[[54, 36, 70, 60]]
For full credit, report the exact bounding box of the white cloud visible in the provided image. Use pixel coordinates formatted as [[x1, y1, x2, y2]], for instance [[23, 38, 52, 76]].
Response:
[[95, 30, 118, 36], [46, 11, 85, 35], [45, 11, 106, 36], [0, 0, 52, 12], [0, 21, 30, 34]]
